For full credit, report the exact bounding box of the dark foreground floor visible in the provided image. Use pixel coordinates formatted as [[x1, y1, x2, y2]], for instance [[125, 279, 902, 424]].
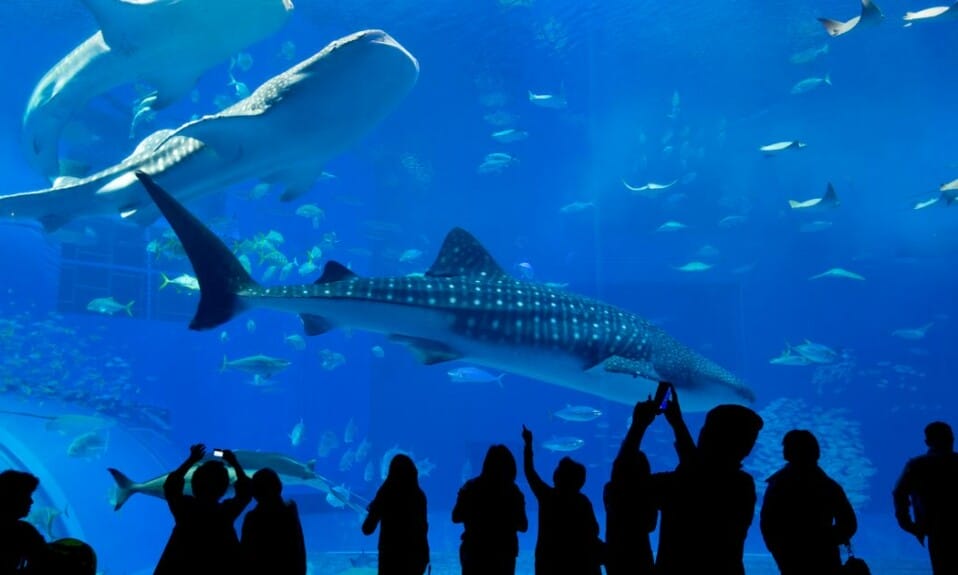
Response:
[[310, 551, 933, 575]]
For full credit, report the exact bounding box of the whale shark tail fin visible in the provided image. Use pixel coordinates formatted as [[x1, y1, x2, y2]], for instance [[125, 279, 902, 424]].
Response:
[[135, 171, 257, 330], [106, 468, 137, 511]]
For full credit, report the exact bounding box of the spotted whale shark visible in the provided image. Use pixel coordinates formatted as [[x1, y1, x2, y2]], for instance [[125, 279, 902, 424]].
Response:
[[22, 0, 294, 181], [2, 29, 419, 230], [136, 172, 755, 412]]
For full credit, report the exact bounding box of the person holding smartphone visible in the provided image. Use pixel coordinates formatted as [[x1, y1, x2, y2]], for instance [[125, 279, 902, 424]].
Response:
[[154, 444, 252, 575]]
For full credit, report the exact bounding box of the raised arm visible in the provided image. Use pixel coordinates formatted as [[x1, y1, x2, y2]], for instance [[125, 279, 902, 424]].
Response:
[[220, 449, 253, 519], [522, 425, 549, 499], [662, 387, 696, 464], [164, 443, 206, 516], [618, 398, 658, 461]]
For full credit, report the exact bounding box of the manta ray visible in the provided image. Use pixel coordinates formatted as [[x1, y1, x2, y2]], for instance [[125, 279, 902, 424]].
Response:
[[2, 29, 419, 231], [135, 171, 755, 412], [818, 0, 884, 36], [789, 182, 840, 211], [22, 0, 294, 181]]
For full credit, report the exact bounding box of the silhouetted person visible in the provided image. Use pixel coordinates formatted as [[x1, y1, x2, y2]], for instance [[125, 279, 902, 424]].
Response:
[[240, 468, 307, 575], [0, 469, 49, 573], [521, 425, 602, 575], [652, 390, 764, 575], [154, 444, 252, 575], [362, 454, 429, 575], [604, 398, 658, 575], [893, 421, 958, 575], [760, 429, 857, 575], [453, 444, 528, 575]]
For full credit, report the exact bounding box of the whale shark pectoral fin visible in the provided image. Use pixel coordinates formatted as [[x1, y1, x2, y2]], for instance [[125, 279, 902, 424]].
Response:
[[275, 165, 328, 202], [38, 213, 71, 233], [300, 314, 334, 336], [388, 334, 463, 365], [598, 356, 662, 381]]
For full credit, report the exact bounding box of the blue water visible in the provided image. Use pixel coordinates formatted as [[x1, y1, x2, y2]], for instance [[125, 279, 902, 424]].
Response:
[[0, 0, 953, 573]]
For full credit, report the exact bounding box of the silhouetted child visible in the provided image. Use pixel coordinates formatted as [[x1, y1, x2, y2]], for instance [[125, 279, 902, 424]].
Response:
[[453, 444, 528, 575], [0, 469, 49, 573], [154, 444, 252, 575], [362, 454, 429, 575], [652, 391, 764, 575], [760, 429, 857, 575], [604, 398, 658, 575], [521, 425, 602, 575], [240, 468, 307, 575], [893, 421, 958, 575]]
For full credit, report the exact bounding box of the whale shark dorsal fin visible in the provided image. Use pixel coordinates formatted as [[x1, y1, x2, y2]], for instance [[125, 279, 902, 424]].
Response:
[[315, 261, 357, 284], [425, 227, 507, 278]]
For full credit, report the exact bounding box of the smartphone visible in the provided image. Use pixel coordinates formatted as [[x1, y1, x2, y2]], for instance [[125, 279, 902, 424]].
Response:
[[212, 449, 224, 458], [653, 381, 671, 410], [659, 386, 672, 410]]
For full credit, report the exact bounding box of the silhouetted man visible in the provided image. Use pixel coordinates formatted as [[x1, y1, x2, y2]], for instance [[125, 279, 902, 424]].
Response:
[[155, 444, 252, 575], [893, 421, 958, 575], [653, 399, 764, 575], [761, 429, 857, 575]]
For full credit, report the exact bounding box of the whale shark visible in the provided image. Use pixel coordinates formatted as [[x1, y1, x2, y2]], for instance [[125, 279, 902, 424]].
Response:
[[22, 0, 294, 181], [136, 171, 755, 412], [107, 449, 368, 514], [2, 29, 419, 231]]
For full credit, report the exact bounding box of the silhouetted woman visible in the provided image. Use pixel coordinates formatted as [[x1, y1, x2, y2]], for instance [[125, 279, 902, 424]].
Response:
[[240, 468, 307, 575], [604, 399, 658, 575], [0, 469, 49, 573], [453, 444, 528, 575], [362, 454, 429, 575], [155, 444, 252, 575], [761, 429, 857, 575], [522, 425, 603, 575]]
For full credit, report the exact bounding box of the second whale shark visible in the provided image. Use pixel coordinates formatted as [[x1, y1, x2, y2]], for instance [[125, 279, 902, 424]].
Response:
[[22, 0, 295, 181], [2, 29, 419, 230], [135, 172, 755, 412]]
